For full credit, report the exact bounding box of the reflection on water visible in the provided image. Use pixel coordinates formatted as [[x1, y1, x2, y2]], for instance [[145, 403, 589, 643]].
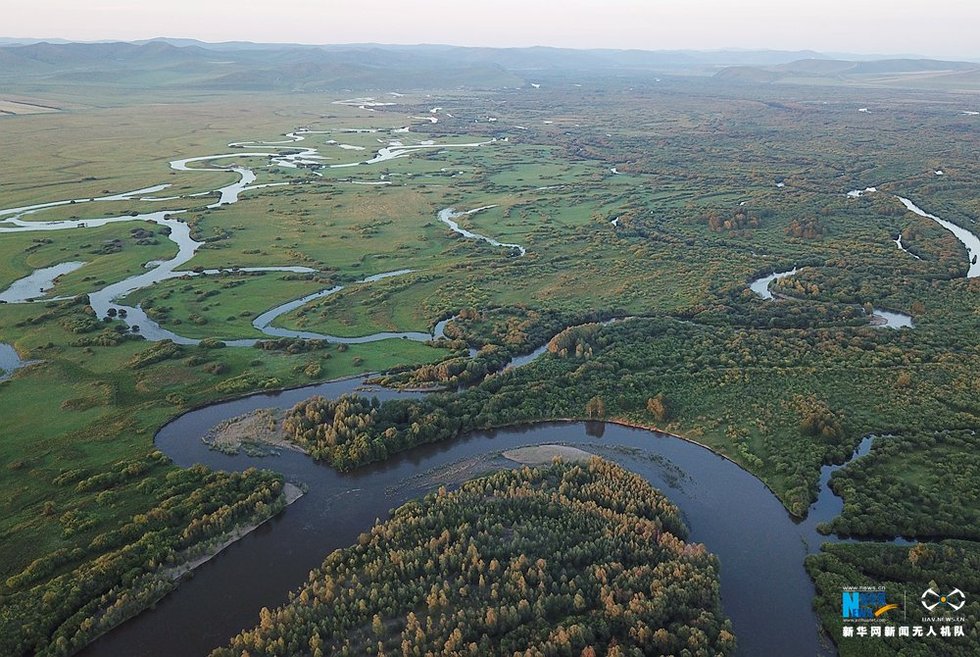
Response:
[[749, 267, 797, 300], [871, 308, 914, 329], [0, 261, 86, 303], [80, 374, 846, 657], [0, 342, 35, 381]]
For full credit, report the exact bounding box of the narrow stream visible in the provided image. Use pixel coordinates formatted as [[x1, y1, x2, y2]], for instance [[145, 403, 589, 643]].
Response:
[[746, 186, 979, 327], [748, 267, 797, 300], [749, 266, 915, 329], [0, 129, 509, 346], [0, 262, 86, 303], [437, 206, 527, 256], [0, 342, 35, 381], [896, 196, 980, 278]]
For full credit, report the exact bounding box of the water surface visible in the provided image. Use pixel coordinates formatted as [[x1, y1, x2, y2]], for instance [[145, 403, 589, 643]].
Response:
[[749, 267, 797, 300], [80, 374, 852, 657], [0, 342, 34, 381], [0, 261, 85, 302]]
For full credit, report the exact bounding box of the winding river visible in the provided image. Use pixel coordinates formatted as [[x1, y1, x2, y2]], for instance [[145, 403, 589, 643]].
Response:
[[75, 367, 896, 657], [897, 195, 980, 278], [3, 147, 975, 348], [747, 185, 980, 328], [750, 267, 914, 329], [0, 127, 508, 346], [748, 267, 797, 300], [74, 352, 926, 657], [438, 206, 527, 256], [4, 128, 978, 656]]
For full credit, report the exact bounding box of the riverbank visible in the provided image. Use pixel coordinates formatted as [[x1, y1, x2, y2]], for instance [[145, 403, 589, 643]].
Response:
[[165, 482, 304, 581], [141, 402, 833, 657], [171, 371, 803, 518], [0, 341, 38, 382], [204, 408, 307, 456], [585, 415, 811, 515]]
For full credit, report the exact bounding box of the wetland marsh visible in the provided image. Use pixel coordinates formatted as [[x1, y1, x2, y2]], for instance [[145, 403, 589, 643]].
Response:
[[2, 69, 979, 657]]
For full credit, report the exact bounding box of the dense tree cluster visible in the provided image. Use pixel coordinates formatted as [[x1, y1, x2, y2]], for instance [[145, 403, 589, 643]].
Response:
[[703, 209, 760, 233], [212, 460, 736, 657], [57, 311, 101, 335], [373, 345, 513, 389], [285, 314, 978, 517], [126, 339, 183, 370], [0, 453, 286, 657], [646, 394, 670, 423], [795, 396, 846, 444], [585, 395, 607, 418], [254, 338, 332, 354], [548, 323, 605, 359], [785, 216, 828, 239], [69, 326, 141, 347], [693, 285, 872, 331], [214, 372, 285, 394], [446, 307, 611, 353], [824, 430, 980, 540], [283, 395, 463, 470], [807, 540, 980, 656]]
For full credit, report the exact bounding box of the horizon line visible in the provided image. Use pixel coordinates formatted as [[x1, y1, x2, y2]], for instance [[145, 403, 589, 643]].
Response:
[[3, 35, 980, 62]]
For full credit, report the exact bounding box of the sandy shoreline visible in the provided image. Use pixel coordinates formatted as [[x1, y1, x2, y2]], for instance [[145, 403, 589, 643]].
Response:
[[204, 408, 308, 454], [166, 482, 304, 580], [502, 444, 595, 465]]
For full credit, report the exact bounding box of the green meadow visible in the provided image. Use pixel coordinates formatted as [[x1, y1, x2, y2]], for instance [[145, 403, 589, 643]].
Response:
[[0, 76, 978, 656]]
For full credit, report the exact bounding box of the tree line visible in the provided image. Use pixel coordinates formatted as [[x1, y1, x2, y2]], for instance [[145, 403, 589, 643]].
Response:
[[1, 452, 286, 657]]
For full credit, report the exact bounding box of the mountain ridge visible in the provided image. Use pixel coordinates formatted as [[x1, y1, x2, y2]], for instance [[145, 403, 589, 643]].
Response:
[[2, 39, 979, 92]]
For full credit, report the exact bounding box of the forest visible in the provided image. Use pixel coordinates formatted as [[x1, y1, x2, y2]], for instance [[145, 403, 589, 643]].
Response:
[[211, 459, 736, 657], [285, 314, 979, 518], [0, 452, 286, 657], [822, 430, 980, 541]]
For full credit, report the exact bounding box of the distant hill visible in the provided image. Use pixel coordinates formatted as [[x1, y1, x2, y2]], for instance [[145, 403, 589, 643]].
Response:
[[1, 39, 979, 92], [716, 57, 980, 89], [0, 41, 524, 91]]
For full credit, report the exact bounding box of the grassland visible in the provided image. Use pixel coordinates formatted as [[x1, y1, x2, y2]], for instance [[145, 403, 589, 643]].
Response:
[[1, 75, 978, 655], [0, 224, 176, 298], [0, 300, 447, 579]]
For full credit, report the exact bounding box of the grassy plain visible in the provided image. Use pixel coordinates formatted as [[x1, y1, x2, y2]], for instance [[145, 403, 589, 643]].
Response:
[[1, 77, 978, 655], [0, 296, 446, 577], [0, 224, 176, 297]]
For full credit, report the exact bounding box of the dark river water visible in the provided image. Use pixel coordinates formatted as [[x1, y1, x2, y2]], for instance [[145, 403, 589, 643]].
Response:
[[75, 375, 869, 657]]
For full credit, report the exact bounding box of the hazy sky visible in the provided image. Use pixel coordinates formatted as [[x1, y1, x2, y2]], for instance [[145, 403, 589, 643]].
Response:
[[4, 0, 979, 59]]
